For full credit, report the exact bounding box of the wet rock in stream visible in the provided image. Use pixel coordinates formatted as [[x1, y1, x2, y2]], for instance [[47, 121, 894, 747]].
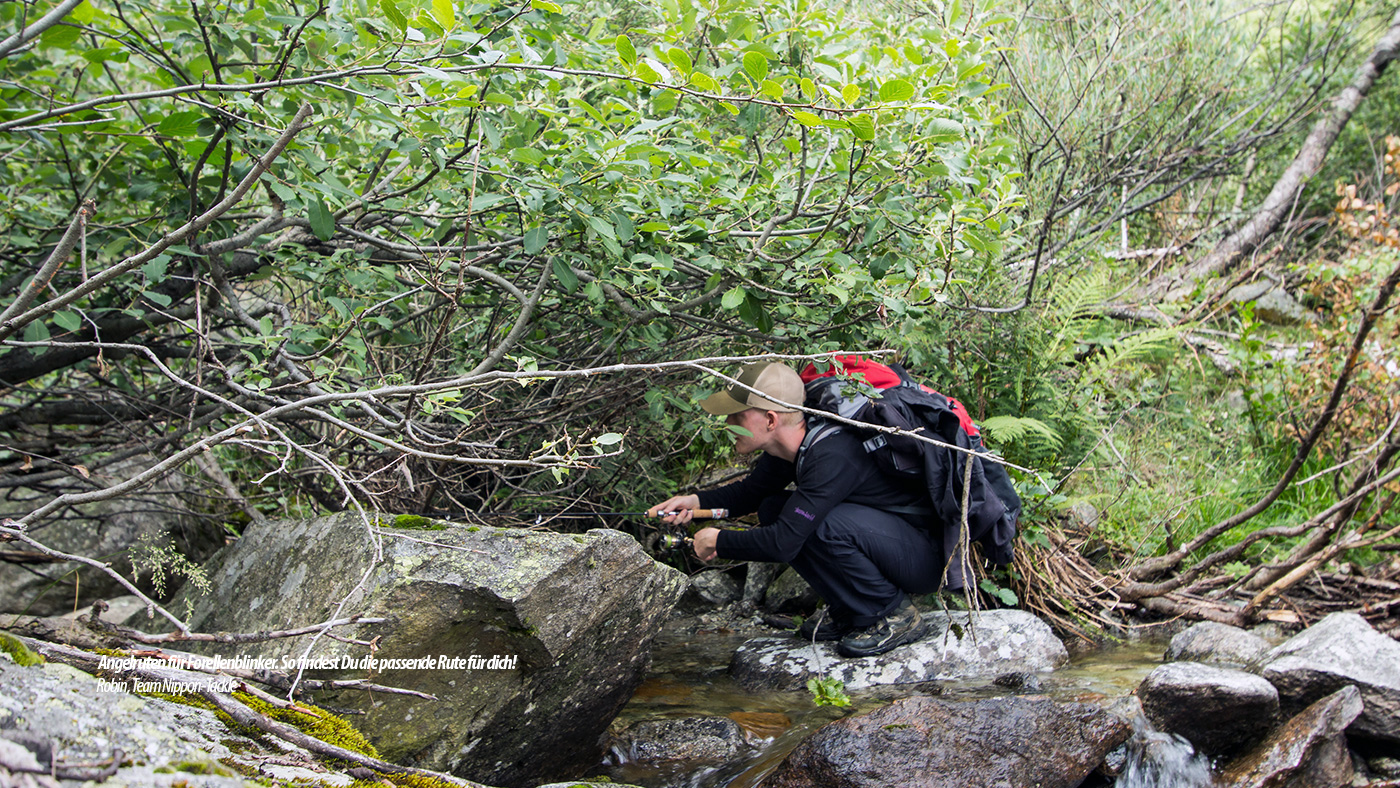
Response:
[[1164, 620, 1273, 667], [730, 609, 1067, 691], [1251, 612, 1400, 747], [1218, 685, 1362, 788], [1138, 661, 1280, 757], [757, 695, 1131, 788], [611, 716, 749, 762]]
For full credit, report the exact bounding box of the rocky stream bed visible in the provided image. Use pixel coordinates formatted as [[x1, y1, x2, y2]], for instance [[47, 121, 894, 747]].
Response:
[[3, 518, 1400, 788]]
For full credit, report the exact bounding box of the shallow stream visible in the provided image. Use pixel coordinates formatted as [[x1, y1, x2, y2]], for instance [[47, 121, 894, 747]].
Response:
[[594, 618, 1199, 788]]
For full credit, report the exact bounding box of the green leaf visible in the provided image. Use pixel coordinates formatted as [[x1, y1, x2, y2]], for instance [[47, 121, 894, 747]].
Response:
[[157, 111, 204, 137], [616, 34, 636, 66], [530, 0, 562, 12], [637, 222, 669, 232], [309, 199, 335, 241], [53, 311, 81, 332], [742, 51, 769, 81], [878, 79, 915, 102], [523, 226, 548, 255], [596, 432, 623, 446], [719, 101, 739, 116], [635, 60, 660, 83], [380, 0, 407, 31], [143, 291, 172, 307], [927, 118, 965, 143], [430, 0, 454, 29], [760, 79, 784, 100], [841, 83, 861, 105], [642, 58, 673, 83], [70, 1, 98, 23], [792, 110, 822, 127], [585, 215, 617, 240], [848, 114, 875, 141], [38, 24, 81, 49], [800, 77, 816, 100], [690, 72, 721, 93], [141, 255, 170, 282], [552, 258, 579, 292], [23, 320, 50, 343], [511, 148, 546, 166], [667, 47, 693, 75], [721, 286, 746, 310]]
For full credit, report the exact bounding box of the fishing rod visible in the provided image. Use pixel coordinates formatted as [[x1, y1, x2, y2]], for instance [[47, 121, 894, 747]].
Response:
[[424, 508, 730, 525]]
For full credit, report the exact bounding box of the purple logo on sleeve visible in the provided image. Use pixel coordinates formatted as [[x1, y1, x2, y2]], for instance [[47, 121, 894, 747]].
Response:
[[794, 507, 816, 521]]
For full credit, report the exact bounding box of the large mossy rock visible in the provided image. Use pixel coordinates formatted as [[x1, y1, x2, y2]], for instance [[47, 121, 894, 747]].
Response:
[[731, 609, 1067, 691], [170, 515, 686, 788], [0, 651, 359, 787], [758, 695, 1130, 788]]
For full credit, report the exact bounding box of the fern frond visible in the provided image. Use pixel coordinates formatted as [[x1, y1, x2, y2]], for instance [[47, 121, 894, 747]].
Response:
[[979, 415, 1064, 450], [1081, 325, 1182, 387]]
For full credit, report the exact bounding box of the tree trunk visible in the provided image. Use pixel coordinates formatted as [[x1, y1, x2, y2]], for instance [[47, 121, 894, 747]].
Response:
[[1146, 10, 1400, 301]]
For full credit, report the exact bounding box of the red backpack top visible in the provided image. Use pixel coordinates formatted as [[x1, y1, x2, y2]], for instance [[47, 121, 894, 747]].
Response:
[[798, 355, 979, 437]]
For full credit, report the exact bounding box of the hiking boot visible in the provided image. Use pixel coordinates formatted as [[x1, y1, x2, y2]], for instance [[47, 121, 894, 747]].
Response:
[[836, 596, 927, 657], [797, 610, 854, 642]]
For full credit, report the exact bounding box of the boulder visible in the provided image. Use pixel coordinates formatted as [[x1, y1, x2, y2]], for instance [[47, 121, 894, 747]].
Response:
[[758, 695, 1131, 788], [993, 671, 1044, 692], [1165, 621, 1272, 667], [612, 716, 747, 762], [762, 567, 818, 614], [0, 458, 223, 616], [681, 569, 742, 610], [1138, 661, 1279, 757], [1252, 612, 1400, 745], [1219, 685, 1362, 788], [742, 562, 782, 607], [731, 609, 1066, 691], [0, 651, 358, 787], [1226, 280, 1313, 325], [166, 515, 686, 788]]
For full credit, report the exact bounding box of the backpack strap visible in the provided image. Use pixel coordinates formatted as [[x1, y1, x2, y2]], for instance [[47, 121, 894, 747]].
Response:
[[794, 416, 842, 477]]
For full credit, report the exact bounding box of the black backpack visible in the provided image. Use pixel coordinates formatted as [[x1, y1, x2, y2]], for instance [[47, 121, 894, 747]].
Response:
[[799, 363, 1020, 567]]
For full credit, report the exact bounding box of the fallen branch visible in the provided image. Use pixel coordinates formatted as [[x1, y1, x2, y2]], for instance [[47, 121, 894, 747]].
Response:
[[1147, 9, 1400, 300], [85, 612, 388, 645]]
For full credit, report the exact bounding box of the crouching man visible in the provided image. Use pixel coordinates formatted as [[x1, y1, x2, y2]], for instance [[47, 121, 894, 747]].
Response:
[[649, 361, 949, 658]]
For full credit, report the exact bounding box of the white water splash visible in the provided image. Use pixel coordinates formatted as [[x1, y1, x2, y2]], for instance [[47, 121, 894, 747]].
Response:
[[1115, 728, 1215, 788]]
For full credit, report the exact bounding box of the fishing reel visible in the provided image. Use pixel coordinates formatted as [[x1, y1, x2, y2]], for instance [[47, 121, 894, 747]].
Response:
[[644, 530, 694, 556], [655, 533, 694, 553]]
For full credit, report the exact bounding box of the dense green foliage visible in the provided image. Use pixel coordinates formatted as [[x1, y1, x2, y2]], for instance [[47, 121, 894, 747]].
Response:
[[0, 0, 1023, 518], [1, 0, 1395, 617]]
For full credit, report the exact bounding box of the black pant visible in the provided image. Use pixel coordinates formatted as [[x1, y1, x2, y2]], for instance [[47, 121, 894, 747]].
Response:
[[783, 503, 950, 627]]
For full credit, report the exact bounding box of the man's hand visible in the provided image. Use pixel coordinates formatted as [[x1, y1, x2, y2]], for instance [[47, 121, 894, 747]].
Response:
[[692, 527, 719, 561], [647, 494, 700, 526]]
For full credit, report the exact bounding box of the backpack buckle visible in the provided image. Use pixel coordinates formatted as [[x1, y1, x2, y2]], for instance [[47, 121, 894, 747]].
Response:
[[862, 435, 887, 454]]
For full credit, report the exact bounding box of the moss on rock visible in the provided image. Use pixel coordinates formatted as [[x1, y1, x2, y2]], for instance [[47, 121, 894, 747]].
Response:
[[383, 515, 446, 530], [0, 632, 45, 666]]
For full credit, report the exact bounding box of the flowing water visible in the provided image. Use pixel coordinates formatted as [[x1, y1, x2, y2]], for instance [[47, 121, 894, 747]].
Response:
[[593, 620, 1216, 788]]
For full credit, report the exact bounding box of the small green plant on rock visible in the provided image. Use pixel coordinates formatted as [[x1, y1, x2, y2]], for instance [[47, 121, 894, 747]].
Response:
[[807, 676, 851, 708]]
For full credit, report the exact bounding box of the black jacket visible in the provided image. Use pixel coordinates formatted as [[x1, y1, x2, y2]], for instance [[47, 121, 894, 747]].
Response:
[[698, 426, 929, 563]]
